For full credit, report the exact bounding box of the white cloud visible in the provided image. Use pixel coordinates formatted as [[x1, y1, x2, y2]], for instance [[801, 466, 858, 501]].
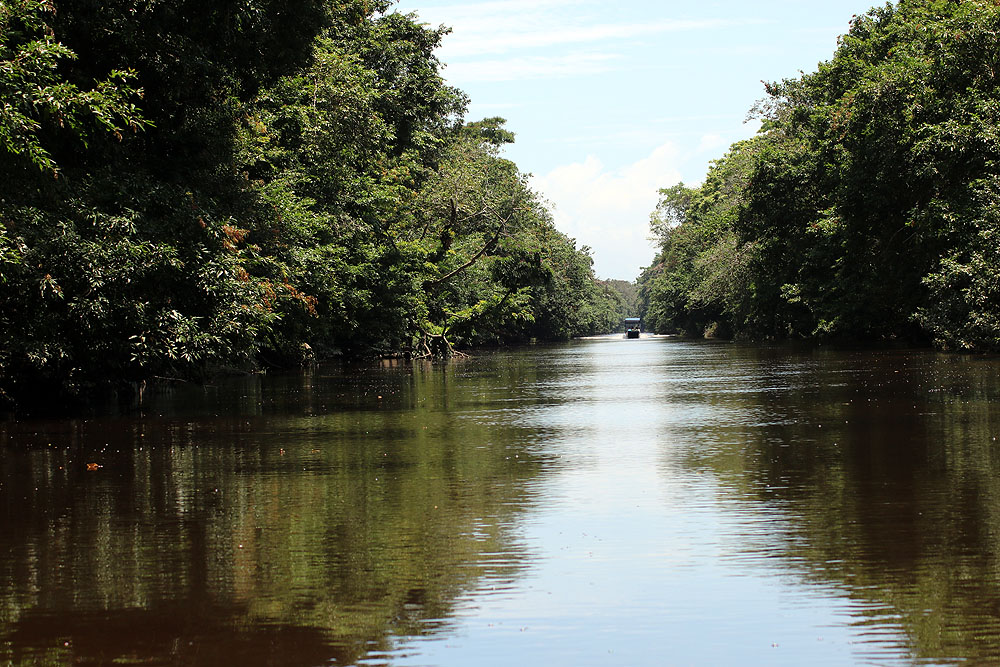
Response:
[[397, 0, 769, 71], [440, 19, 744, 58], [532, 142, 684, 280], [447, 53, 621, 82]]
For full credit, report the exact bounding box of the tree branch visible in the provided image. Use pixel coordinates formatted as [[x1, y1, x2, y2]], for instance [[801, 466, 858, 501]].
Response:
[[424, 209, 512, 287]]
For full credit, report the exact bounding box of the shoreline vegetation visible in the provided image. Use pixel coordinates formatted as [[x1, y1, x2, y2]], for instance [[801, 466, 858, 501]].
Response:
[[0, 0, 629, 408], [637, 1, 1000, 351], [3, 0, 999, 411]]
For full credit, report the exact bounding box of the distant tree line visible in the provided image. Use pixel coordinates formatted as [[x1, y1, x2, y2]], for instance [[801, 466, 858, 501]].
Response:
[[638, 0, 1000, 351], [0, 0, 622, 405]]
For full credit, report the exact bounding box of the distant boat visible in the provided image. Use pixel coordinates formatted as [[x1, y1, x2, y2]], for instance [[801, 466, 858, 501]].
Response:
[[623, 317, 641, 339]]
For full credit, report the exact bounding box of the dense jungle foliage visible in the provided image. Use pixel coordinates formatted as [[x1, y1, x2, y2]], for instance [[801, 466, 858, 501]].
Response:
[[638, 0, 1000, 351], [0, 0, 624, 405]]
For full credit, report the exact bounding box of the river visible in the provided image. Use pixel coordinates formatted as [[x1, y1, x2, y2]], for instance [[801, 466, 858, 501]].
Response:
[[3, 336, 1000, 665]]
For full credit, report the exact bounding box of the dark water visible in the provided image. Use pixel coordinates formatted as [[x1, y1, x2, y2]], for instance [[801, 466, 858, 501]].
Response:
[[3, 337, 1000, 666]]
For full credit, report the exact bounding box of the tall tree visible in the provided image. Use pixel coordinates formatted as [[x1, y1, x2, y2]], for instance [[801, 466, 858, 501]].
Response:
[[641, 0, 1000, 350]]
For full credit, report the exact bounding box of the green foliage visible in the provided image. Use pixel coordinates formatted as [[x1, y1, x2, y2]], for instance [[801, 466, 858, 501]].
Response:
[[641, 0, 1000, 350], [408, 124, 609, 352], [648, 182, 696, 246], [528, 238, 623, 340], [917, 177, 1000, 351], [602, 279, 639, 320], [0, 0, 612, 405], [0, 176, 281, 399], [0, 0, 149, 174], [639, 141, 760, 337]]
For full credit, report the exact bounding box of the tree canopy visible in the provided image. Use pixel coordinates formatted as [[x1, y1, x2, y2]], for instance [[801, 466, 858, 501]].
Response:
[[0, 0, 619, 406], [639, 0, 1000, 351]]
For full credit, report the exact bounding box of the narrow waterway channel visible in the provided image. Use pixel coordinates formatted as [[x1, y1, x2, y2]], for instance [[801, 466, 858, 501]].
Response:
[[3, 336, 1000, 665]]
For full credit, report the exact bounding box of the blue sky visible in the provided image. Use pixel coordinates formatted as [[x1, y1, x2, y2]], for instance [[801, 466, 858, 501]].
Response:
[[390, 0, 886, 280]]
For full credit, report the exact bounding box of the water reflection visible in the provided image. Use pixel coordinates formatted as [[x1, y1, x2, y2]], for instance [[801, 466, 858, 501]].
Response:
[[3, 340, 1000, 665], [658, 344, 1000, 664], [0, 360, 548, 666]]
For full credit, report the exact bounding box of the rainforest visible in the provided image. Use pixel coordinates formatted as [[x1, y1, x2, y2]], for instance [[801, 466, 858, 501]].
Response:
[[637, 0, 1000, 351], [5, 0, 1000, 409], [0, 0, 627, 406]]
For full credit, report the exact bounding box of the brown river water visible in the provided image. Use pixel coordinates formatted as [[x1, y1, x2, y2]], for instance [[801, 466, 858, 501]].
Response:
[[3, 336, 1000, 665]]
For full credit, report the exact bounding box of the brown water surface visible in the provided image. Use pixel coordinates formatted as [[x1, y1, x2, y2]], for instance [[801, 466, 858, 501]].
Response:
[[3, 337, 1000, 665]]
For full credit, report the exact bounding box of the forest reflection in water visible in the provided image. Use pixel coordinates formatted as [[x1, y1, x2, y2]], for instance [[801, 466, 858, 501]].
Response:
[[0, 359, 550, 665], [2, 338, 1000, 665]]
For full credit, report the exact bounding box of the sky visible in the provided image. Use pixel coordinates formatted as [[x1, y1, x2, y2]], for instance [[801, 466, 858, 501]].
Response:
[[389, 0, 884, 281]]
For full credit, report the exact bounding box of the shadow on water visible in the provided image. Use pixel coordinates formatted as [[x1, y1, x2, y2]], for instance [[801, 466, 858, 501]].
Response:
[[0, 357, 555, 666]]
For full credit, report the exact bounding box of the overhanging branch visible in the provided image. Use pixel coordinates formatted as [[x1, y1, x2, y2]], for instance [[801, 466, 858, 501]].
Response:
[[424, 209, 513, 288]]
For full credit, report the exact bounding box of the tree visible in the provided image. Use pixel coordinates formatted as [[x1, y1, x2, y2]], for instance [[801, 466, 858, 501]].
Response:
[[642, 0, 1000, 350], [0, 0, 148, 174], [638, 140, 760, 337], [0, 0, 622, 406], [648, 183, 696, 246]]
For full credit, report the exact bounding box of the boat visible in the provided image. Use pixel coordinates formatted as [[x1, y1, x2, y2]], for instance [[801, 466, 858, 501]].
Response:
[[623, 317, 641, 339]]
